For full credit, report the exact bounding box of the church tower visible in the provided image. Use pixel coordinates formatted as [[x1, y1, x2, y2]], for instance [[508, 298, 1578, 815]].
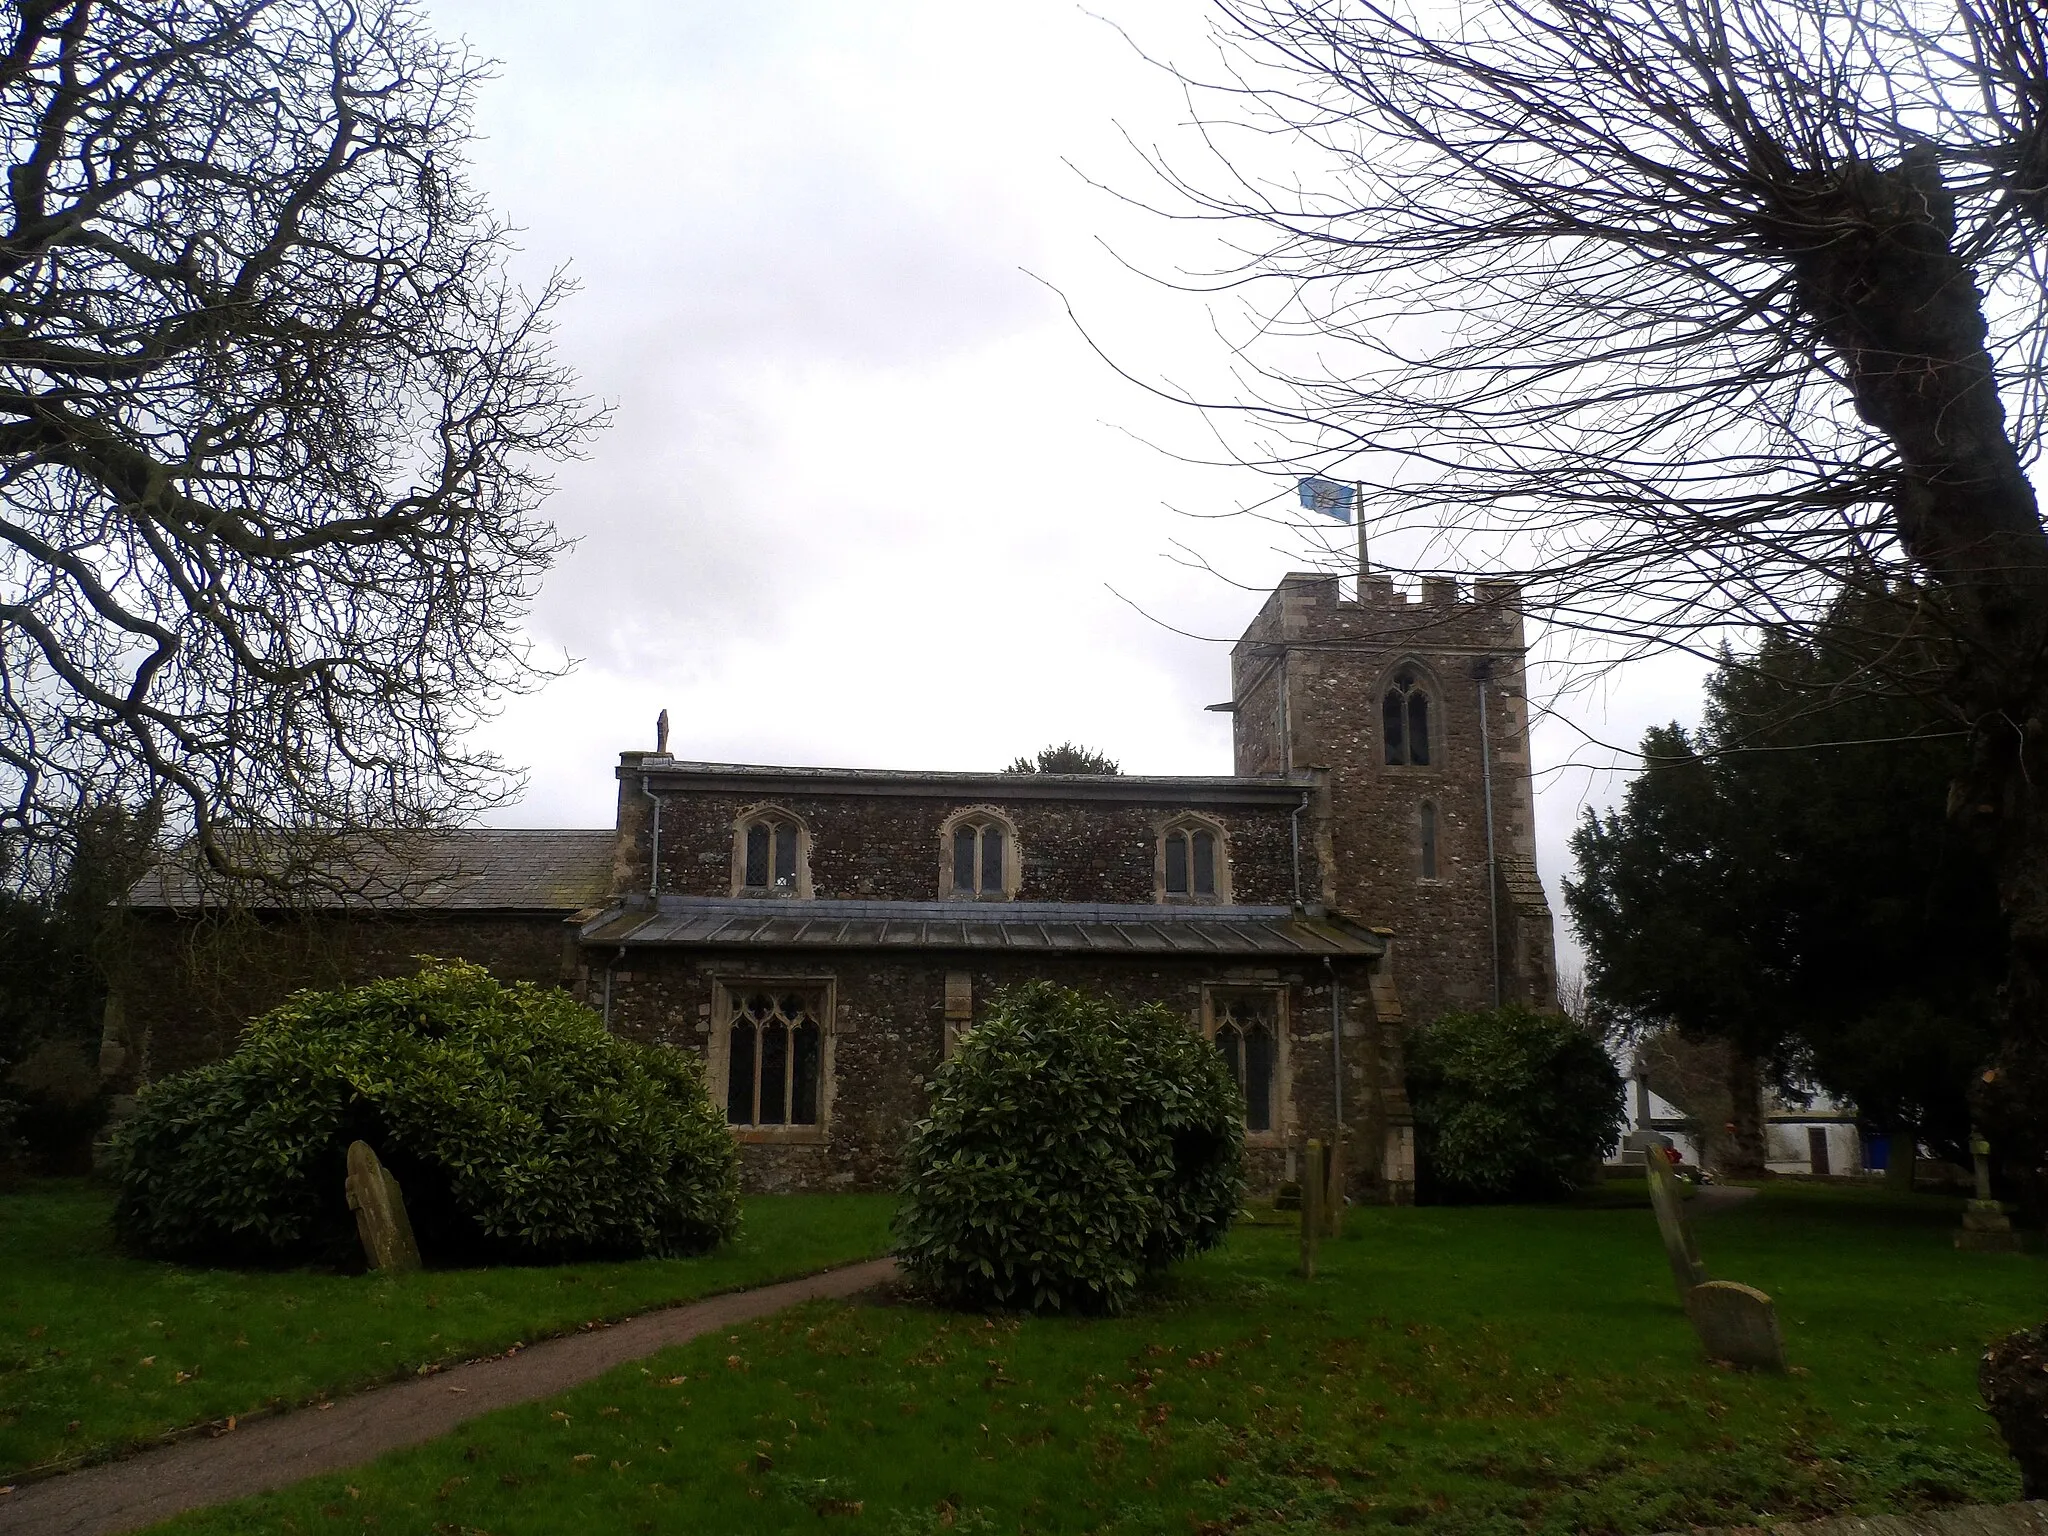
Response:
[[1230, 572, 1557, 1022]]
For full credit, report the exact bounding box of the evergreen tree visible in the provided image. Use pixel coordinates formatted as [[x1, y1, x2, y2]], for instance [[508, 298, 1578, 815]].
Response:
[[1567, 588, 2002, 1167], [1003, 744, 1122, 776]]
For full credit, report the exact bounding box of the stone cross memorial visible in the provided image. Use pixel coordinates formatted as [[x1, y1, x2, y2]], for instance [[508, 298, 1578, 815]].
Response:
[[345, 1140, 421, 1274], [1641, 1148, 1785, 1371], [1957, 1132, 2023, 1253]]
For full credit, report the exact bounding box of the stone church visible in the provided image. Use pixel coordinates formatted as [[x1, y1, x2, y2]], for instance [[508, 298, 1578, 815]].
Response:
[[116, 571, 1556, 1204]]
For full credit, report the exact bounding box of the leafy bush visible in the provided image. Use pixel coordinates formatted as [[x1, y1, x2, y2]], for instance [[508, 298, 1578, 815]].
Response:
[[896, 980, 1244, 1313], [1407, 1003, 1624, 1201], [113, 960, 740, 1266]]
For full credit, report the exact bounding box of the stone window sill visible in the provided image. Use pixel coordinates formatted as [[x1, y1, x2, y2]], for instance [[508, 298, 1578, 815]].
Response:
[[731, 1126, 829, 1145]]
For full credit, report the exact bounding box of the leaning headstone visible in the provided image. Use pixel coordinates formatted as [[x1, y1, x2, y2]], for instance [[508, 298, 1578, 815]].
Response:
[[1957, 1133, 2023, 1253], [345, 1140, 421, 1273], [1642, 1147, 1708, 1297], [1685, 1281, 1787, 1370]]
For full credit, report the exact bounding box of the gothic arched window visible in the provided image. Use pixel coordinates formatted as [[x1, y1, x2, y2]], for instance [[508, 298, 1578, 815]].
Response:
[[1383, 670, 1432, 766], [734, 809, 809, 896], [725, 989, 824, 1127], [1159, 816, 1228, 902], [1209, 990, 1278, 1133], [940, 808, 1018, 899]]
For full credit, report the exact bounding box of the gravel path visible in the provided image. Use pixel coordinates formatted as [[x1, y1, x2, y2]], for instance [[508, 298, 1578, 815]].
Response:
[[0, 1257, 897, 1536]]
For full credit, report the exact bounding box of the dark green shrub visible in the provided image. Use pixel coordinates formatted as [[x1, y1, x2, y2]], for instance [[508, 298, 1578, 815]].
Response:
[[1407, 1003, 1624, 1201], [895, 980, 1244, 1313], [112, 960, 739, 1265]]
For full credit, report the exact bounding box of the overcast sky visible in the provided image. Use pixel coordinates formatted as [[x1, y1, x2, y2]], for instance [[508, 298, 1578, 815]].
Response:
[[430, 0, 1713, 978]]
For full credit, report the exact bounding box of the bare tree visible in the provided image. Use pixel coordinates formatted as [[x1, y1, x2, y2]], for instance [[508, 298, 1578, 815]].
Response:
[[1118, 0, 2048, 1171], [0, 0, 601, 893]]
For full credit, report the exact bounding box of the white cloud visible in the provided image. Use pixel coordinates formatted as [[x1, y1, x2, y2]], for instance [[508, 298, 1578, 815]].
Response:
[[429, 0, 1705, 974]]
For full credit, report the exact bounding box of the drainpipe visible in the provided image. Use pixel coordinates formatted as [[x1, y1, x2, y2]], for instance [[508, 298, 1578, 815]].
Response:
[[1475, 660, 1501, 1009], [1290, 793, 1309, 908], [640, 775, 662, 900]]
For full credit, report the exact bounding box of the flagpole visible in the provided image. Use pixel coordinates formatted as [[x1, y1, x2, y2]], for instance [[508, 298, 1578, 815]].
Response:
[[1355, 482, 1367, 578]]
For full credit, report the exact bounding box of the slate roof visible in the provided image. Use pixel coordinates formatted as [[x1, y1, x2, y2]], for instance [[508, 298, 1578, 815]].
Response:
[[580, 897, 1384, 958], [128, 829, 615, 914]]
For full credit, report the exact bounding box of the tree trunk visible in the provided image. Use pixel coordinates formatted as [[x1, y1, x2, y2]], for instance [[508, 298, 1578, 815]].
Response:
[[1982, 808, 2048, 1220], [1884, 1130, 1918, 1192], [1719, 1048, 1768, 1179], [1774, 151, 2048, 1198]]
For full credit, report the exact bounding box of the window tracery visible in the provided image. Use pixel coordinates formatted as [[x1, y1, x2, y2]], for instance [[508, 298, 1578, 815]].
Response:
[[1159, 815, 1229, 902], [939, 808, 1018, 899], [1207, 989, 1279, 1134], [1382, 670, 1433, 766], [732, 808, 810, 897], [723, 987, 825, 1128]]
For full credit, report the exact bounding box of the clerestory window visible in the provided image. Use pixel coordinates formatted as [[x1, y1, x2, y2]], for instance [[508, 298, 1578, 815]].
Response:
[[724, 988, 825, 1128], [733, 809, 808, 897], [1159, 817, 1228, 903], [939, 808, 1018, 899], [1383, 671, 1432, 767]]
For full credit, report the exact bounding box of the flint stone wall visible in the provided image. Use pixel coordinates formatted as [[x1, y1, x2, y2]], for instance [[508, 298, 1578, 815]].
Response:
[[613, 775, 1311, 907], [600, 947, 1398, 1200]]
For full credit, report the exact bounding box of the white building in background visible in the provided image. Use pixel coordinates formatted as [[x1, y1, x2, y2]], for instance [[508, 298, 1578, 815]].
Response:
[[1616, 1056, 1867, 1177], [1763, 1093, 1864, 1176], [1618, 1074, 1700, 1167]]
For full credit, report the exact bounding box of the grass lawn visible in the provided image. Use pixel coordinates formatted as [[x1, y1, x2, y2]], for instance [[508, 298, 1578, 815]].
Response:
[[0, 1180, 895, 1479], [154, 1182, 2042, 1536]]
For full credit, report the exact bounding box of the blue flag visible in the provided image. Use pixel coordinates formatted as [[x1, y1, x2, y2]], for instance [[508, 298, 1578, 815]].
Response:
[[1296, 476, 1355, 522]]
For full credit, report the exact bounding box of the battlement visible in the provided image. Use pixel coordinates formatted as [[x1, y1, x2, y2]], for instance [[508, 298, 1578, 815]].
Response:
[[1235, 571, 1527, 657]]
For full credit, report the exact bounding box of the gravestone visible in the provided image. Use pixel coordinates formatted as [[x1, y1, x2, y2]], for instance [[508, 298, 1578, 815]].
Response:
[[345, 1140, 421, 1273], [1642, 1149, 1786, 1369], [1641, 1146, 1708, 1296], [1685, 1281, 1787, 1370]]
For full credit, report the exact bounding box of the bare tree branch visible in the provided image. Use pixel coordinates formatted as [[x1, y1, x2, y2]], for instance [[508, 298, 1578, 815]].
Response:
[[1119, 0, 2048, 1173], [0, 0, 604, 893]]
